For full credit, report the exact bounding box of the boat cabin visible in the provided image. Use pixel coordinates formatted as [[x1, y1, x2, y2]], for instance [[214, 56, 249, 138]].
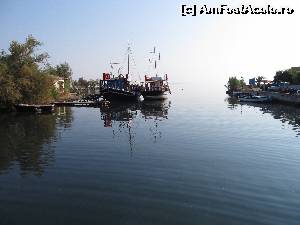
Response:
[[144, 75, 168, 92], [100, 73, 129, 91]]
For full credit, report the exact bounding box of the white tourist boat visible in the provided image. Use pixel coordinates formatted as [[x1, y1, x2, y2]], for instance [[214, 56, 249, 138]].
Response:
[[141, 47, 171, 100]]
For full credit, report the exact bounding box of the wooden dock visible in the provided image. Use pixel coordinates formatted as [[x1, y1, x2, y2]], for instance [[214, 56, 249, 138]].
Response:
[[15, 104, 54, 113], [53, 101, 100, 107]]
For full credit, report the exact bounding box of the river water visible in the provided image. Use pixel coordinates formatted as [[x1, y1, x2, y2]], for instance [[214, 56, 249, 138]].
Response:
[[0, 84, 300, 225]]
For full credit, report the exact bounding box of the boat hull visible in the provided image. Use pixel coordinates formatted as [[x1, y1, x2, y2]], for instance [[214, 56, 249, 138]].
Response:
[[239, 96, 271, 103], [101, 88, 140, 101], [239, 99, 268, 103], [142, 91, 168, 100]]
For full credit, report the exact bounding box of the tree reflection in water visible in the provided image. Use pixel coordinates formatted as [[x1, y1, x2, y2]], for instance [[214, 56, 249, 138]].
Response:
[[100, 101, 171, 150], [0, 107, 73, 176], [226, 97, 300, 137]]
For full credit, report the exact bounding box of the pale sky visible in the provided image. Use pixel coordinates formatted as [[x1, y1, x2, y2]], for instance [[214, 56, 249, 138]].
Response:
[[1, 0, 300, 89]]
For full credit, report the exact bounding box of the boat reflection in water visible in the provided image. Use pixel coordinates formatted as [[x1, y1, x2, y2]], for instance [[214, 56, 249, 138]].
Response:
[[100, 100, 171, 150], [0, 107, 73, 176], [227, 97, 300, 137]]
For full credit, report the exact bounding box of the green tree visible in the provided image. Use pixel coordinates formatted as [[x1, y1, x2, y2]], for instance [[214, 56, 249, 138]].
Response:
[[255, 76, 265, 87], [225, 76, 245, 93], [44, 62, 72, 93], [0, 62, 21, 108], [55, 62, 72, 79], [0, 35, 73, 109], [274, 70, 292, 83], [56, 63, 72, 92], [273, 68, 300, 85], [88, 79, 98, 95], [290, 68, 300, 85]]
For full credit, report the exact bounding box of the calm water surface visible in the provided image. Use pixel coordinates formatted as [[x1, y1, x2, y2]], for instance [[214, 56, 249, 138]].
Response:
[[1, 84, 300, 225]]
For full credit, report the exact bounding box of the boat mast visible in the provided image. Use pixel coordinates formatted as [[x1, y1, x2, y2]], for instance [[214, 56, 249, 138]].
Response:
[[127, 53, 130, 76], [127, 44, 131, 78], [149, 46, 157, 77]]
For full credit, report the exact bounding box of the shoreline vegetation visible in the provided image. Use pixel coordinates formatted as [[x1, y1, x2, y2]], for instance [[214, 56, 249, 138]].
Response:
[[225, 67, 300, 95], [225, 67, 300, 105], [0, 35, 99, 112], [0, 35, 70, 111], [226, 67, 300, 94]]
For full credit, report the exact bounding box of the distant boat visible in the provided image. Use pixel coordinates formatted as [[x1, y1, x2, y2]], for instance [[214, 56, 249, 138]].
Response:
[[141, 47, 171, 100], [15, 104, 54, 113], [239, 95, 271, 103], [100, 46, 141, 101]]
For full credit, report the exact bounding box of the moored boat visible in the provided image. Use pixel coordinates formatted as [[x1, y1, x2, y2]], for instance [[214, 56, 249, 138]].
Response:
[[100, 46, 142, 101], [100, 74, 141, 101], [141, 75, 170, 100], [141, 47, 171, 100], [238, 95, 271, 103]]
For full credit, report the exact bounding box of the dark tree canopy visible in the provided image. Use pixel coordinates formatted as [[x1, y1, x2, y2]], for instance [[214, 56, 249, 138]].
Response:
[[0, 35, 73, 109], [274, 68, 300, 85]]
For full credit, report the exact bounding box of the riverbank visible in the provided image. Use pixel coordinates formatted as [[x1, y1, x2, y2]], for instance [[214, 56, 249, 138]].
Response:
[[228, 90, 300, 106], [263, 91, 300, 105]]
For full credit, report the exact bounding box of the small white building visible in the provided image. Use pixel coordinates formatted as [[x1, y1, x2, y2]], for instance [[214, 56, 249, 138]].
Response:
[[52, 76, 65, 92]]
